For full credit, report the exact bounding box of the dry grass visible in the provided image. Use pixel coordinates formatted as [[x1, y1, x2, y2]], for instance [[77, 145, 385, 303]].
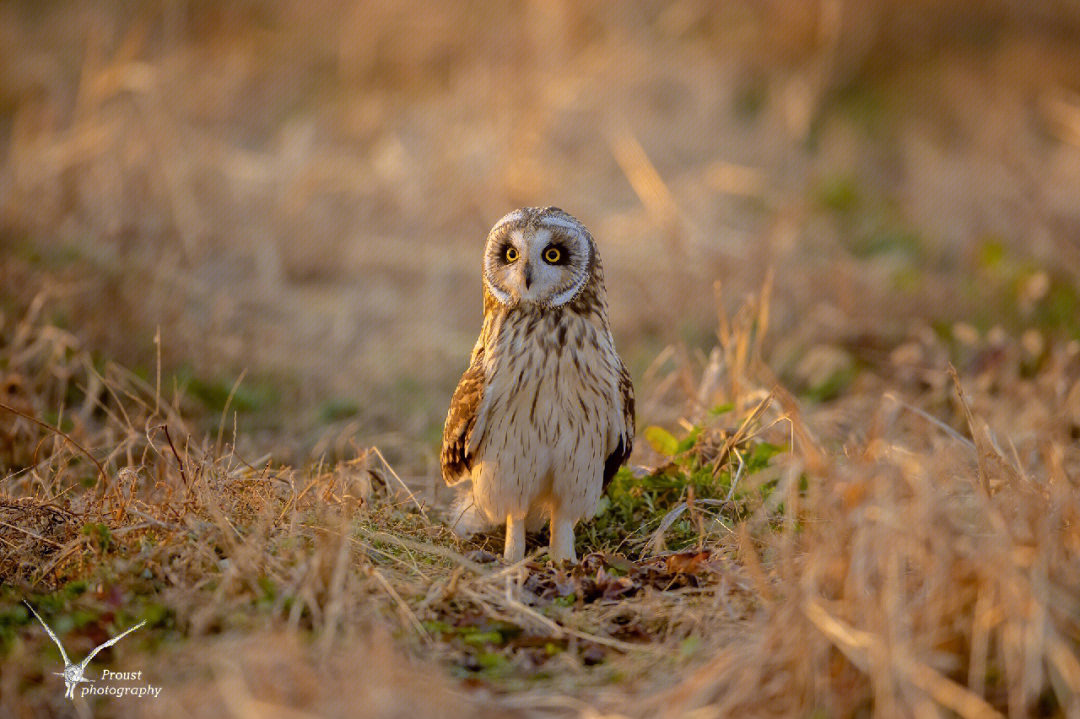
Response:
[[3, 1, 1080, 717], [3, 278, 1078, 717]]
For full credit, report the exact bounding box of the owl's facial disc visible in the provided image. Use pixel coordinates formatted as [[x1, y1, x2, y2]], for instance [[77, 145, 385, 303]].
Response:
[[483, 209, 593, 308]]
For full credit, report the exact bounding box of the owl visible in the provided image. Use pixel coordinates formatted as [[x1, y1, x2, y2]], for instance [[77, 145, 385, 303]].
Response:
[[441, 207, 635, 563]]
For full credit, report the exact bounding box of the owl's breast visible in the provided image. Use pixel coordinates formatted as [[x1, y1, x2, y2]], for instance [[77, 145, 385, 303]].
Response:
[[480, 310, 619, 461]]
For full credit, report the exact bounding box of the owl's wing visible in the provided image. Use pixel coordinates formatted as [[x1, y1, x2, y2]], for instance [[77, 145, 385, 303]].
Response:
[[441, 347, 487, 486], [603, 359, 635, 489]]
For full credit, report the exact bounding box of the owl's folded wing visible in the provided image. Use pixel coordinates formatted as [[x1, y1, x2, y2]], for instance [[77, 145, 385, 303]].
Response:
[[441, 348, 486, 486], [603, 359, 635, 489]]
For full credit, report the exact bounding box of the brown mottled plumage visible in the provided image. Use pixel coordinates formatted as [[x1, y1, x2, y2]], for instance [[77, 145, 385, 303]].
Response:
[[441, 207, 635, 563]]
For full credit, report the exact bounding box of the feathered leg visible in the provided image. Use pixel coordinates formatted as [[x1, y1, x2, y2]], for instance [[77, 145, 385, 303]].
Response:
[[549, 508, 577, 563], [504, 513, 526, 562]]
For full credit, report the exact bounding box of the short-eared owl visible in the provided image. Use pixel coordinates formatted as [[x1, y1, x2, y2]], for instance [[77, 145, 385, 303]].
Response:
[[442, 207, 635, 563]]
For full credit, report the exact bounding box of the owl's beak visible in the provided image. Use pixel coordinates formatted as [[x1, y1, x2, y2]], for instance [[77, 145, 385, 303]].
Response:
[[523, 263, 533, 291]]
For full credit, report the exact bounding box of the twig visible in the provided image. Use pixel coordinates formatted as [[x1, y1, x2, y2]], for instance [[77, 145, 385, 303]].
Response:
[[504, 591, 645, 653], [371, 447, 428, 519], [882, 391, 974, 449], [110, 522, 157, 537], [711, 390, 773, 479], [0, 400, 107, 489], [369, 566, 431, 642], [354, 526, 487, 574], [947, 364, 990, 496], [159, 423, 189, 487], [127, 509, 183, 532], [725, 447, 746, 503], [648, 503, 687, 555], [154, 326, 161, 417], [0, 520, 62, 548], [34, 536, 89, 584], [216, 368, 247, 457]]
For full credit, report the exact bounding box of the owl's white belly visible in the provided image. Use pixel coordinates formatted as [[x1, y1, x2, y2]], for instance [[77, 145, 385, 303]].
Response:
[[470, 319, 617, 525]]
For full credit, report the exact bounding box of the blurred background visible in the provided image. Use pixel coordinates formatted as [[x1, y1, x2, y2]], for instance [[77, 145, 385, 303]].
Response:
[[3, 0, 1080, 473]]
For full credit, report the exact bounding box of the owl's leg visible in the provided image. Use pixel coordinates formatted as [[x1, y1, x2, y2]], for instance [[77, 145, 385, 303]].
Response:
[[504, 513, 526, 563], [549, 509, 577, 563]]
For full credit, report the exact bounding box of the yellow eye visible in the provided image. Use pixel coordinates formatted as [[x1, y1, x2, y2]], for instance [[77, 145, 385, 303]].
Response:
[[543, 247, 561, 263], [505, 246, 519, 262]]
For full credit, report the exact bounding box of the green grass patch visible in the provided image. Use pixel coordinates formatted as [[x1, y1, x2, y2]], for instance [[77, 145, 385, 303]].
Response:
[[319, 398, 361, 422], [582, 419, 785, 556], [181, 371, 281, 414]]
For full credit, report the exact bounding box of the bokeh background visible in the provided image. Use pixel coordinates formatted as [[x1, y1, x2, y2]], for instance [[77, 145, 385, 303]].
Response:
[[4, 0, 1080, 469], [5, 5, 1080, 718]]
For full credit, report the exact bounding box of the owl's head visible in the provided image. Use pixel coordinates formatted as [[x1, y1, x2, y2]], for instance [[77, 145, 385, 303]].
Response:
[[482, 207, 595, 309]]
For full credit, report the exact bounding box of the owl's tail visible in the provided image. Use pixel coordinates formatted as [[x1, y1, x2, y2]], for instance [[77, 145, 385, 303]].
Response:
[[447, 486, 491, 538]]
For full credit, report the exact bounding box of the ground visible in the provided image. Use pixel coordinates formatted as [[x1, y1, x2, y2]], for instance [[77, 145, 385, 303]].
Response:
[[2, 3, 1080, 717]]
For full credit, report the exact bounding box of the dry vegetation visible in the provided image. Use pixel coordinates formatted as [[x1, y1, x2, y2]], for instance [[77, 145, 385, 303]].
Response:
[[3, 2, 1080, 718]]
